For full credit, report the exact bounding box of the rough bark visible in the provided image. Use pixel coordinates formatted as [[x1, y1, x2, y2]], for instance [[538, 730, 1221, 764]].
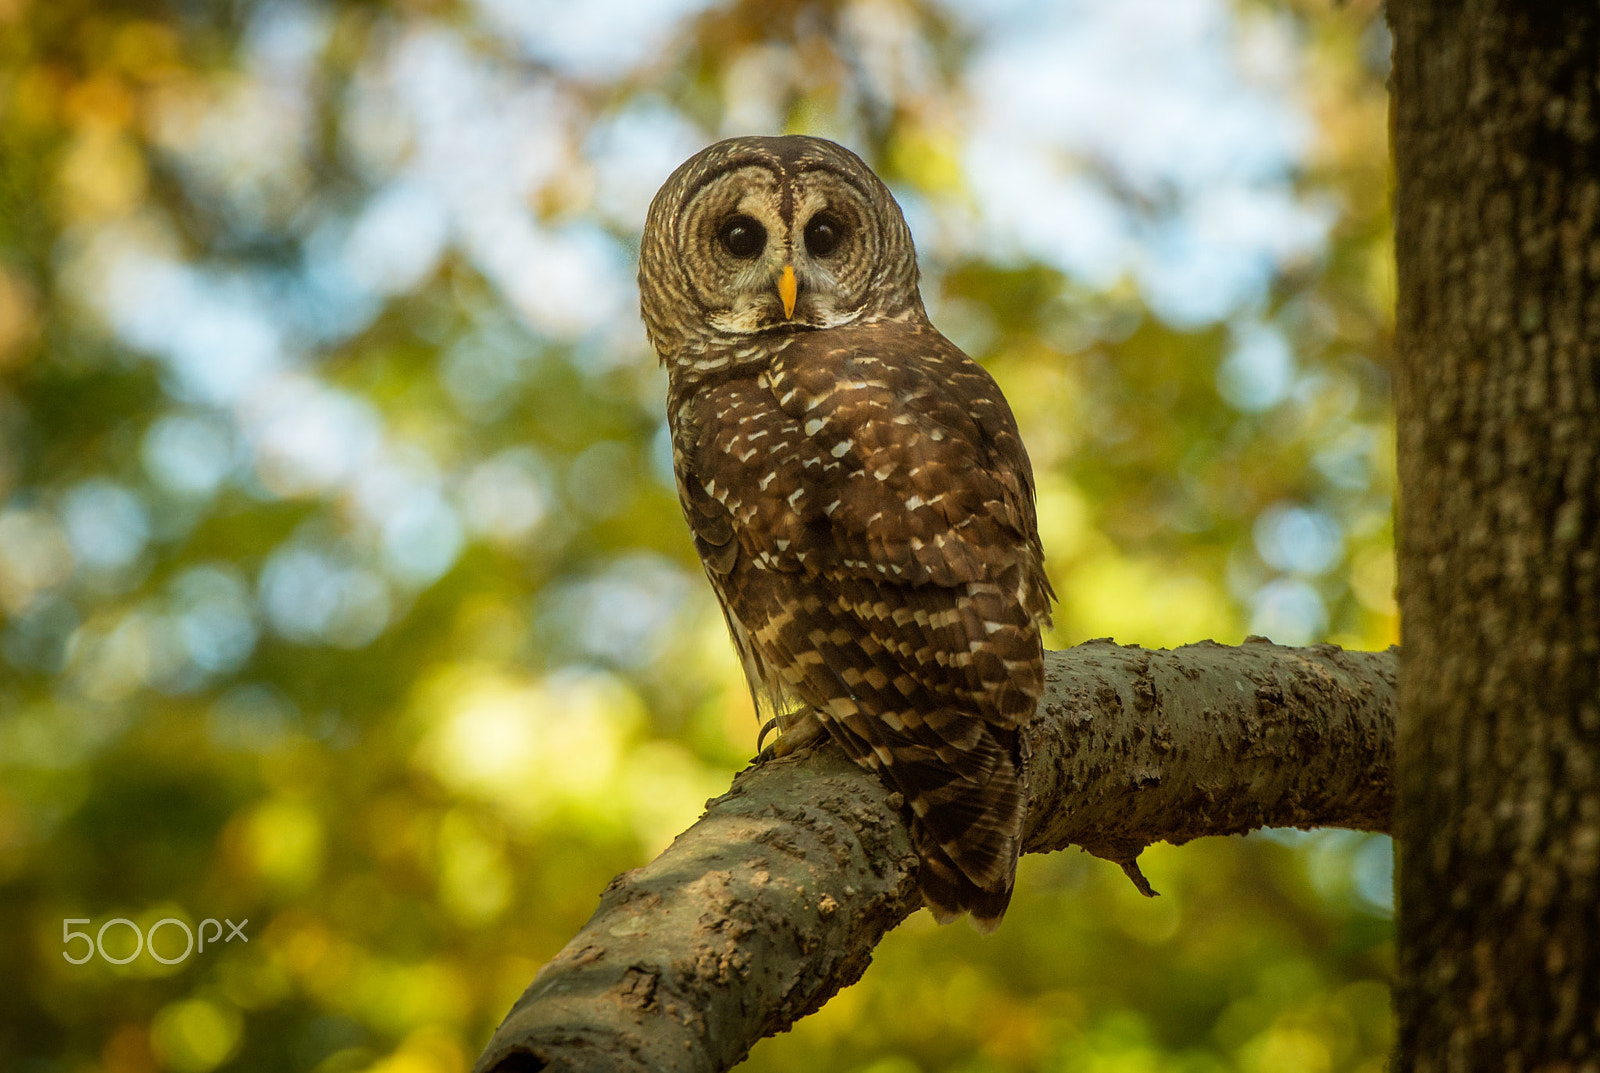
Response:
[[474, 639, 1396, 1073], [1389, 4, 1600, 1070]]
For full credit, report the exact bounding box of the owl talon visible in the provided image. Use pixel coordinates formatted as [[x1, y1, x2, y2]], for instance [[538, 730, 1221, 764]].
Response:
[[755, 710, 829, 762], [756, 716, 782, 756]]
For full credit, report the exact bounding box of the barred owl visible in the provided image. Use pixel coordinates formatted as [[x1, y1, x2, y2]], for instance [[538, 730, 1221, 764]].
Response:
[[640, 135, 1052, 931]]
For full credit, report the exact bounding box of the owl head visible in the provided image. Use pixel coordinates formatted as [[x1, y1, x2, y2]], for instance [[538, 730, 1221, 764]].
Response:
[[639, 135, 925, 361]]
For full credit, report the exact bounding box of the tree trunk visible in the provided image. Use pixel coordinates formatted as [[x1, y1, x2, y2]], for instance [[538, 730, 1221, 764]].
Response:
[[1389, 4, 1600, 1069]]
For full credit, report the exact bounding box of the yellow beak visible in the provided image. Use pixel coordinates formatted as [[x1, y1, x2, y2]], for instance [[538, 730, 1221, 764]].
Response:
[[777, 264, 797, 320]]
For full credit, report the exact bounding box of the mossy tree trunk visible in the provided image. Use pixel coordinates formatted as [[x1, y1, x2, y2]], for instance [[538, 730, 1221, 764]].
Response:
[[1390, 3, 1600, 1069]]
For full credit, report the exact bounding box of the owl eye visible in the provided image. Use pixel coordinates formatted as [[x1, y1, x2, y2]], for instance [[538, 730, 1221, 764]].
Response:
[[719, 215, 766, 259], [804, 214, 845, 257]]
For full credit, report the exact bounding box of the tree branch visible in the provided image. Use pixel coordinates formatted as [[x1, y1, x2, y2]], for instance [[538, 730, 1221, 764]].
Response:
[[473, 638, 1397, 1073]]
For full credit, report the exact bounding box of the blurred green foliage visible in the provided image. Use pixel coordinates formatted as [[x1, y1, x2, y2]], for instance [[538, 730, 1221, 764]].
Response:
[[0, 0, 1396, 1070]]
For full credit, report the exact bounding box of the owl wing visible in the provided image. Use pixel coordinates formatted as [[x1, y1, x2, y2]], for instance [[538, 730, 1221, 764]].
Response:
[[673, 322, 1051, 929]]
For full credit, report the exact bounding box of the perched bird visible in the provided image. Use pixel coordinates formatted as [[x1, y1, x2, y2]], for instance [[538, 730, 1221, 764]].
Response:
[[639, 135, 1053, 931]]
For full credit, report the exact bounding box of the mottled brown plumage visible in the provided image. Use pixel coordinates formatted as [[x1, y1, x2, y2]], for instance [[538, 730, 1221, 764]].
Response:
[[640, 135, 1052, 930]]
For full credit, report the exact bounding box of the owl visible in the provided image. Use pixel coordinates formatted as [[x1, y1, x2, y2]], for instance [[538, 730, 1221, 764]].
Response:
[[639, 135, 1053, 931]]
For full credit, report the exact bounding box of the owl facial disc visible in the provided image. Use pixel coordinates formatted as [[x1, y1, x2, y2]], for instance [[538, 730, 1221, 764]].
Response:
[[638, 135, 928, 358]]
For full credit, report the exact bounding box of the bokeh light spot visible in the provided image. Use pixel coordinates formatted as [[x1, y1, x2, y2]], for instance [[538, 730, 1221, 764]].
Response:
[[62, 480, 150, 573], [1253, 504, 1344, 577], [1219, 321, 1294, 411], [1249, 578, 1328, 646], [150, 998, 244, 1073], [143, 412, 235, 498]]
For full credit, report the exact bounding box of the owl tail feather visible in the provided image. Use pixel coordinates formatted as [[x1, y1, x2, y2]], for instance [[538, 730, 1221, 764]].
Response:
[[899, 720, 1025, 933], [822, 705, 1027, 932], [914, 826, 1015, 933], [908, 815, 1017, 933]]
